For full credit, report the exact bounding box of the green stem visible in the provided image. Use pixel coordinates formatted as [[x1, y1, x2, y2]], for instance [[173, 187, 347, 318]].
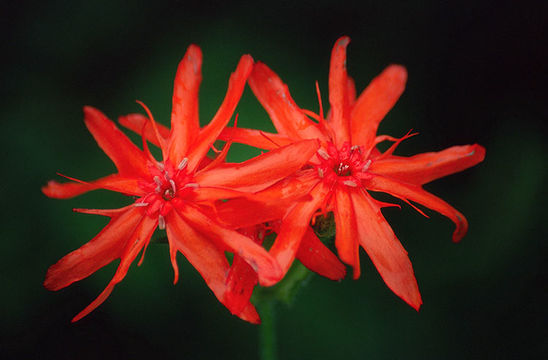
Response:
[[259, 300, 277, 360]]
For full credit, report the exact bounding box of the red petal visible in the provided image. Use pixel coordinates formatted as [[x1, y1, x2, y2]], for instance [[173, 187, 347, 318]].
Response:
[[370, 144, 486, 185], [83, 106, 149, 178], [195, 139, 319, 193], [267, 180, 331, 285], [118, 113, 170, 147], [167, 45, 202, 165], [218, 126, 293, 150], [248, 62, 326, 141], [296, 227, 346, 281], [165, 210, 231, 301], [328, 36, 351, 146], [42, 174, 144, 199], [351, 190, 422, 310], [333, 188, 361, 279], [44, 207, 144, 291], [187, 55, 254, 172], [350, 65, 407, 152], [367, 175, 469, 242], [225, 254, 258, 317], [180, 204, 282, 286], [71, 214, 157, 322], [212, 170, 318, 229]]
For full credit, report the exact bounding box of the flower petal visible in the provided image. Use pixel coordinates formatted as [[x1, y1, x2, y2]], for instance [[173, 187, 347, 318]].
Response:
[[212, 171, 318, 229], [225, 254, 258, 318], [118, 113, 170, 147], [367, 175, 469, 242], [350, 190, 422, 310], [370, 144, 486, 185], [248, 62, 326, 141], [71, 214, 157, 322], [218, 126, 293, 150], [266, 180, 331, 285], [296, 227, 346, 281], [42, 174, 144, 199], [167, 44, 202, 165], [328, 36, 351, 146], [350, 65, 407, 151], [165, 210, 234, 303], [187, 55, 254, 172], [44, 207, 144, 291], [83, 106, 149, 177], [195, 139, 319, 193], [333, 188, 361, 279], [180, 204, 282, 286]]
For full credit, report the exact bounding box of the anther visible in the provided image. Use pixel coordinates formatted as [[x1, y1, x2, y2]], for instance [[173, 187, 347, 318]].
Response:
[[153, 176, 162, 192], [317, 168, 324, 178], [361, 160, 372, 172], [156, 162, 165, 171], [169, 179, 176, 193], [351, 145, 360, 152], [158, 215, 166, 230], [317, 149, 329, 160], [343, 180, 358, 187], [178, 157, 188, 170]]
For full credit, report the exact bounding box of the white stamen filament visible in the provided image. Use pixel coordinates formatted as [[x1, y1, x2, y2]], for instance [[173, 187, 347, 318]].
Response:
[[169, 179, 176, 193], [178, 157, 189, 170], [343, 180, 358, 187], [362, 160, 372, 172], [317, 168, 324, 178], [317, 149, 329, 160], [158, 215, 166, 230]]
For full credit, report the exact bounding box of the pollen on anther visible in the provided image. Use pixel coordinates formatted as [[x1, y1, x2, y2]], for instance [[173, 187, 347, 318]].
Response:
[[178, 157, 189, 170], [158, 215, 166, 230], [343, 180, 358, 187], [362, 160, 372, 172], [317, 149, 329, 160], [317, 168, 324, 178]]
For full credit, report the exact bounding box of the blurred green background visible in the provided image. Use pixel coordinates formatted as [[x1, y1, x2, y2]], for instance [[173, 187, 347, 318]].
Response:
[[2, 0, 546, 358]]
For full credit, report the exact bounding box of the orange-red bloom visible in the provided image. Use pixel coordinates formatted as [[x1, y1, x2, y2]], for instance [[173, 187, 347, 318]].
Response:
[[42, 45, 319, 323], [219, 36, 486, 310]]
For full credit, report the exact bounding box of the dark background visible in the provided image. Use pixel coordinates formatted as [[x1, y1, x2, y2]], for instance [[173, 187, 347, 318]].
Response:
[[2, 0, 546, 358]]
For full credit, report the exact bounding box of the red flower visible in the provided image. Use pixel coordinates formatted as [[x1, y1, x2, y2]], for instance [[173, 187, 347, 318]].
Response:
[[218, 37, 486, 310], [42, 45, 319, 323]]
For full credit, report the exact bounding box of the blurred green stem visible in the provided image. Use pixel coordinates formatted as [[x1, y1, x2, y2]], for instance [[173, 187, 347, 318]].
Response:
[[259, 300, 277, 360]]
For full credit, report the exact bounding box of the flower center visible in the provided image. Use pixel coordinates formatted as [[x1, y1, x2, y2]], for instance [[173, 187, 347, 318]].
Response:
[[315, 142, 372, 188], [134, 158, 197, 229]]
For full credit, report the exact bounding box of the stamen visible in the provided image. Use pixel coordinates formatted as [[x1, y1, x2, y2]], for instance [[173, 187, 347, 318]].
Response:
[[351, 145, 360, 152], [169, 179, 176, 193], [158, 215, 166, 230], [134, 202, 149, 207], [156, 161, 165, 171], [362, 160, 372, 172], [317, 168, 324, 178], [177, 157, 188, 170], [317, 149, 329, 160], [183, 183, 199, 189], [153, 176, 162, 192], [343, 180, 358, 187]]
